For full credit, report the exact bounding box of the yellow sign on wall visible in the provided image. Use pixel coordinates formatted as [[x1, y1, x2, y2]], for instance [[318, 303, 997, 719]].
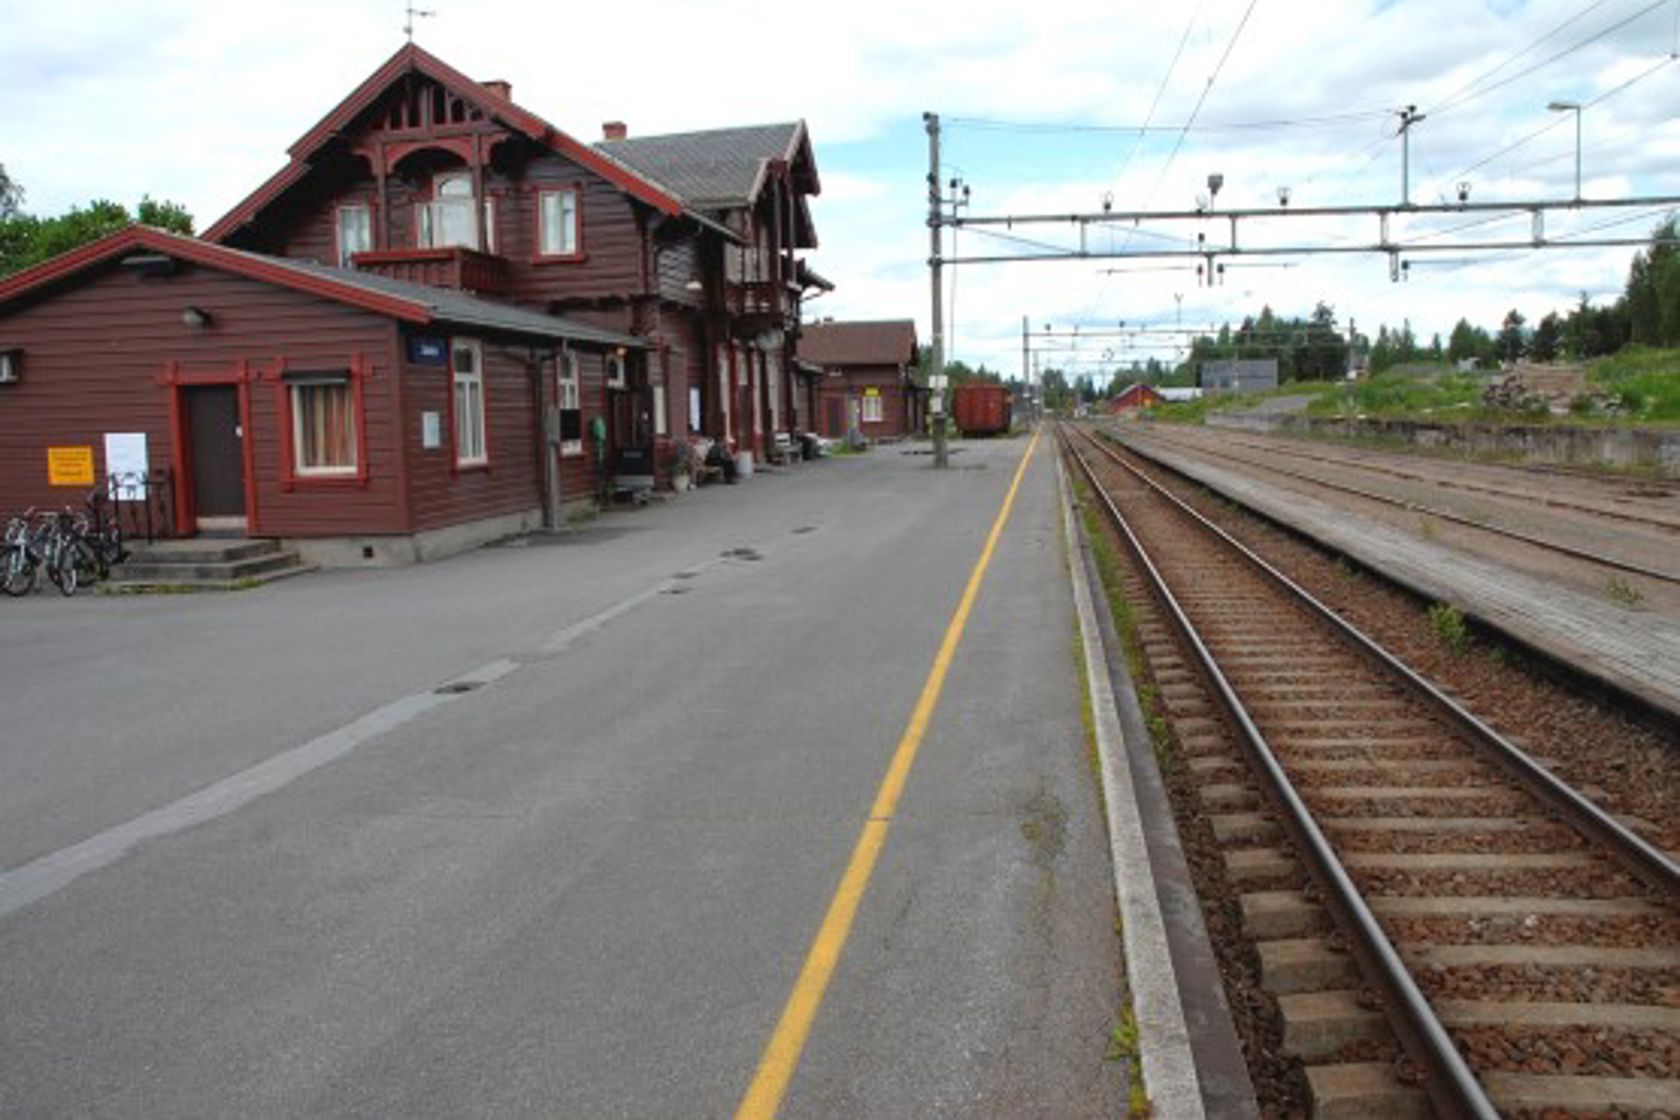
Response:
[[863, 387, 881, 396], [47, 446, 96, 487]]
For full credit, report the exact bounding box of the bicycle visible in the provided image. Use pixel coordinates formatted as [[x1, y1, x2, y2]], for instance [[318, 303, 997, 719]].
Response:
[[2, 508, 50, 597]]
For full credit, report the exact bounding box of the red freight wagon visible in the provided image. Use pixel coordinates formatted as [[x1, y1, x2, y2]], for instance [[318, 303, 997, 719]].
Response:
[[951, 383, 1012, 436]]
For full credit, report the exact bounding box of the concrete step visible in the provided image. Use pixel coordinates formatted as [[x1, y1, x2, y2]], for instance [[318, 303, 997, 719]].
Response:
[[115, 549, 303, 582], [122, 539, 281, 565], [1306, 1062, 1430, 1120]]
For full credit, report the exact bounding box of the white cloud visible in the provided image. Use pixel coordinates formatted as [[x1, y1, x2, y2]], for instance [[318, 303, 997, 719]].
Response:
[[1, 0, 1674, 377]]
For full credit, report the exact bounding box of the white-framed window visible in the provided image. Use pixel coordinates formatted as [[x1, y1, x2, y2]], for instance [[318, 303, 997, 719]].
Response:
[[336, 205, 371, 268], [420, 171, 479, 249], [688, 385, 702, 433], [766, 352, 782, 432], [652, 384, 668, 436], [538, 188, 579, 257], [291, 378, 358, 475], [606, 352, 626, 389], [558, 351, 582, 457], [862, 393, 884, 423], [452, 339, 487, 465]]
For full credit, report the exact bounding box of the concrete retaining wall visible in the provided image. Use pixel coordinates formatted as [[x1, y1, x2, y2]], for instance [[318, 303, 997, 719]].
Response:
[[1208, 413, 1680, 477]]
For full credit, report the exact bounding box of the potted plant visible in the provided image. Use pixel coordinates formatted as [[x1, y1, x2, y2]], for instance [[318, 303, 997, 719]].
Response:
[[671, 438, 695, 492]]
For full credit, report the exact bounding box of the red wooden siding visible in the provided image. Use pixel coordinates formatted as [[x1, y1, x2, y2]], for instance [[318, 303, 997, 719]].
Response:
[[0, 261, 405, 537]]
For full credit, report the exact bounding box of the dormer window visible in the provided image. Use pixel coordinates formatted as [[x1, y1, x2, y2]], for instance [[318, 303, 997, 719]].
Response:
[[537, 188, 579, 258]]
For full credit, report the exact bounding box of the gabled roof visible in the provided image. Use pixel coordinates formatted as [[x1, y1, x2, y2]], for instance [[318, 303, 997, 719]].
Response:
[[599, 122, 819, 210], [0, 226, 644, 348], [799, 319, 919, 367], [205, 43, 687, 243]]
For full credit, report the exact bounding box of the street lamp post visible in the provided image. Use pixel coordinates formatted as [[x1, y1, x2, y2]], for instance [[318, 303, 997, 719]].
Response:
[[1548, 100, 1582, 202]]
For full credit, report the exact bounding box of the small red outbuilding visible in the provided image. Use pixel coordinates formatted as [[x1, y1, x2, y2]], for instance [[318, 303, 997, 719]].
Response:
[[0, 226, 642, 564]]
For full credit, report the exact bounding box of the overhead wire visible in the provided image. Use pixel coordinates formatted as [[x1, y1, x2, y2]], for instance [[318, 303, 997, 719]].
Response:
[[1429, 0, 1671, 117], [1424, 0, 1621, 117]]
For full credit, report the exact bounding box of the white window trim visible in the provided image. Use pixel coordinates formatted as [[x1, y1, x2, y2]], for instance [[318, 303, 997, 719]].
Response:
[[605, 353, 626, 389], [290, 381, 359, 476], [862, 394, 884, 423], [420, 171, 480, 250], [558, 351, 583, 457], [336, 205, 371, 268], [652, 384, 668, 437], [538, 188, 580, 257], [452, 339, 488, 466]]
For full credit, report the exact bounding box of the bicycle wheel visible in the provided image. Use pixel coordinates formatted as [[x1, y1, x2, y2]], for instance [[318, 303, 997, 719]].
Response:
[[52, 542, 78, 596], [2, 545, 36, 597]]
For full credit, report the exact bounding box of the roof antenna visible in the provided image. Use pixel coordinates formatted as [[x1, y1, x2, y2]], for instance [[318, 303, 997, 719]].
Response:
[[403, 1, 435, 42]]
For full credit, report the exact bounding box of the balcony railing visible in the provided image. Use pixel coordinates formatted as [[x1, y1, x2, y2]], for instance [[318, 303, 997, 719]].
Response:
[[350, 246, 510, 296]]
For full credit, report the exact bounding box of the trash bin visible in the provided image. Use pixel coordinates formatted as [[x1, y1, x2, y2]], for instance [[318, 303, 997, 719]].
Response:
[[798, 433, 817, 461], [735, 451, 754, 480]]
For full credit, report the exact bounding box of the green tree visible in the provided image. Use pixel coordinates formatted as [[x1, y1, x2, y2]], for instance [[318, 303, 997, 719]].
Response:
[[0, 164, 22, 219], [1530, 312, 1562, 362], [1625, 217, 1679, 346], [1497, 309, 1527, 363], [0, 186, 195, 277]]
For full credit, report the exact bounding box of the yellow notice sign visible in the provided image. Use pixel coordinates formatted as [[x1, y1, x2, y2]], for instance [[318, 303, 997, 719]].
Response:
[[863, 387, 881, 396], [47, 446, 96, 487]]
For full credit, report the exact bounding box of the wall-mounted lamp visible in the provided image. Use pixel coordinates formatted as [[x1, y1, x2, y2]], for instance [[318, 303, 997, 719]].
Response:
[[0, 348, 20, 384], [684, 279, 704, 292], [1277, 186, 1292, 207], [181, 306, 212, 331], [1456, 181, 1472, 203]]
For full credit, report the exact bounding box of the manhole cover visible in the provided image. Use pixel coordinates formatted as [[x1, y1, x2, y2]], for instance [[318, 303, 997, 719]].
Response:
[[434, 680, 484, 695]]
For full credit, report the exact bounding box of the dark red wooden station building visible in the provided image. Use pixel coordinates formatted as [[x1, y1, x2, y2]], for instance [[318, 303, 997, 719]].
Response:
[[799, 319, 923, 441], [0, 44, 829, 563]]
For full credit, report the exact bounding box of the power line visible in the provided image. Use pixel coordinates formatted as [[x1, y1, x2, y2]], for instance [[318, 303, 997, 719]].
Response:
[[1138, 0, 1261, 211], [1424, 0, 1620, 117], [948, 108, 1388, 135], [1430, 0, 1671, 117], [1430, 52, 1677, 194]]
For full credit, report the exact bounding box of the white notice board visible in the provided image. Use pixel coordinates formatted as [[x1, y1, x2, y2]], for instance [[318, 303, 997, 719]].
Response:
[[103, 432, 149, 498]]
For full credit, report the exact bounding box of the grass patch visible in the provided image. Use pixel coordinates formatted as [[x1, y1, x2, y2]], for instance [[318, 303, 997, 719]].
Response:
[[1308, 367, 1487, 421], [1428, 602, 1470, 655], [1105, 1007, 1152, 1115], [1073, 478, 1176, 766], [1587, 347, 1680, 422]]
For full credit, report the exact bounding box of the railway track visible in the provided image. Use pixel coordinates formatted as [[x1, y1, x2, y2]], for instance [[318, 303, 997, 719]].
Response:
[[1061, 423, 1680, 1118], [1115, 426, 1680, 587]]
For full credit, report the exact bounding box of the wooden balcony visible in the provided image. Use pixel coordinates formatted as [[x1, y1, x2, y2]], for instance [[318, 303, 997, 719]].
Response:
[[350, 246, 511, 296]]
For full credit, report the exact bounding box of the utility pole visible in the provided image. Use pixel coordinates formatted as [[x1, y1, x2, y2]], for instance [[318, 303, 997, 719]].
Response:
[[925, 112, 948, 468], [1398, 105, 1426, 207], [1021, 314, 1030, 423]]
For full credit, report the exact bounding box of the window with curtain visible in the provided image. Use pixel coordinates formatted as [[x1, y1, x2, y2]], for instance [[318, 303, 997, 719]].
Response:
[[452, 339, 487, 465], [538, 188, 579, 256], [336, 206, 371, 268], [291, 379, 358, 474], [862, 394, 884, 423]]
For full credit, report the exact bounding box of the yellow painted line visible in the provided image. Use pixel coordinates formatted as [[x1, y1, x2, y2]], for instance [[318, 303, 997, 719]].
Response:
[[735, 430, 1042, 1120]]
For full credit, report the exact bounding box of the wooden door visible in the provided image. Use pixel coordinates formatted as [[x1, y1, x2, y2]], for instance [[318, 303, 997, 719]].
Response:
[[186, 385, 245, 529]]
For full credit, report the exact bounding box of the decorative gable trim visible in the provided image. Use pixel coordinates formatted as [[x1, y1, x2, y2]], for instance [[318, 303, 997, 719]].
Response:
[[204, 43, 682, 244]]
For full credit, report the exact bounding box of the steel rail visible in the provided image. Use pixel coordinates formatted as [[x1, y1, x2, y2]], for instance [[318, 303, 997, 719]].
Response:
[[1059, 425, 1500, 1120], [1117, 428, 1680, 586], [1079, 424, 1680, 895]]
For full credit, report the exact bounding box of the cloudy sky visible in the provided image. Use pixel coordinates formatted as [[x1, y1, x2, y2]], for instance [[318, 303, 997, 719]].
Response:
[[3, 0, 1676, 378]]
